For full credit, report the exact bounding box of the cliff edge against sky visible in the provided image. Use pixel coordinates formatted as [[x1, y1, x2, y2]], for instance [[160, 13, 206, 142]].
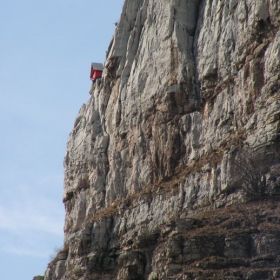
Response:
[[42, 0, 280, 279]]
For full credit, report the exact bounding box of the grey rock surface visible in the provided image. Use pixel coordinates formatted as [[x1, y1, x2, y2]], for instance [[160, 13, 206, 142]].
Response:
[[43, 0, 280, 279], [33, 276, 44, 280]]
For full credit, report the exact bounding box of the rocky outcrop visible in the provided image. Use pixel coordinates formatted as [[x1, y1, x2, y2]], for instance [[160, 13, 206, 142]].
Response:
[[43, 0, 280, 279], [33, 276, 44, 280]]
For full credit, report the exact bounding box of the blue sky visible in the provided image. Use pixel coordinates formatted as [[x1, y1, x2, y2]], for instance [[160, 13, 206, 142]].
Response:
[[0, 1, 123, 279]]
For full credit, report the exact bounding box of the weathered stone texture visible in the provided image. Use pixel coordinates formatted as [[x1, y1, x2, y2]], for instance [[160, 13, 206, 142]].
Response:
[[33, 277, 44, 280], [43, 0, 280, 279]]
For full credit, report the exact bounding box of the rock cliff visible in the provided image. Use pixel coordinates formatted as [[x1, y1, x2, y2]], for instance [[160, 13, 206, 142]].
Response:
[[43, 0, 280, 279]]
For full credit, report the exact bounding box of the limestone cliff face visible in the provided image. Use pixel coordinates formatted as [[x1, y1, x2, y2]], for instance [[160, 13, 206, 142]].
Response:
[[44, 1, 280, 279]]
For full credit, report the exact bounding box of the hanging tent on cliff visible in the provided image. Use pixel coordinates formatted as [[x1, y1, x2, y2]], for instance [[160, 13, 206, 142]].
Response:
[[90, 62, 104, 81]]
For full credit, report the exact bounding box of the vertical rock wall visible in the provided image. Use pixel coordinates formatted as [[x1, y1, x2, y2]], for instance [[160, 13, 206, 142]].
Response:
[[44, 0, 280, 279]]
